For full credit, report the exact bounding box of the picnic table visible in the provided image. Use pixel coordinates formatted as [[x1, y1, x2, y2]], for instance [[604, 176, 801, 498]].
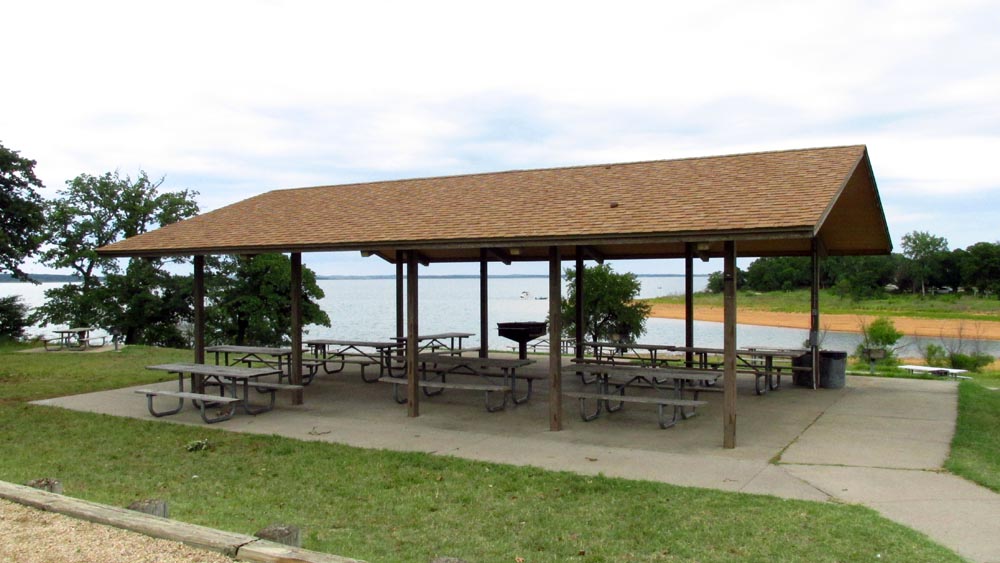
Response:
[[583, 341, 680, 367], [391, 332, 477, 355], [380, 353, 538, 412], [667, 345, 810, 395], [205, 345, 296, 370], [565, 364, 715, 428], [304, 339, 401, 382], [135, 363, 301, 423], [899, 364, 972, 380], [44, 327, 105, 351]]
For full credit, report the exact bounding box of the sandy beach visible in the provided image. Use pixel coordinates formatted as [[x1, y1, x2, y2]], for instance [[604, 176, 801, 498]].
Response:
[[648, 303, 1000, 341]]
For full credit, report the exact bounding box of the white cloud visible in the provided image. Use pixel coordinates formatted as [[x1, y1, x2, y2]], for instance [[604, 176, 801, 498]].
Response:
[[2, 0, 998, 254]]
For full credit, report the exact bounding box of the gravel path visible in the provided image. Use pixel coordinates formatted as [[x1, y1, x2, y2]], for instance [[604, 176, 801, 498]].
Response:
[[0, 498, 236, 563]]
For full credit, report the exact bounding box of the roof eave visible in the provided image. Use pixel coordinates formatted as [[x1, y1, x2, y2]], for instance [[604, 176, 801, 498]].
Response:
[[96, 226, 817, 261]]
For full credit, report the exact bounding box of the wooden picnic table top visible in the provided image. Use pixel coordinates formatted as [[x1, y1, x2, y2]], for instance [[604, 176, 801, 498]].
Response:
[[146, 362, 281, 378], [669, 345, 808, 358], [204, 345, 296, 355], [584, 341, 677, 351], [392, 332, 475, 341], [417, 353, 533, 368], [54, 327, 97, 334], [571, 362, 720, 382], [304, 339, 400, 348]]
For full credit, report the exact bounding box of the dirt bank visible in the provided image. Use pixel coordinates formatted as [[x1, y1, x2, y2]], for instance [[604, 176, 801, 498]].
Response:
[[648, 303, 1000, 341]]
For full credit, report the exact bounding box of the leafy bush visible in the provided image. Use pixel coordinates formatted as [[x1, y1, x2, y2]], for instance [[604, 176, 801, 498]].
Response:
[[855, 317, 904, 361], [0, 295, 30, 341], [923, 344, 949, 367], [949, 353, 994, 372]]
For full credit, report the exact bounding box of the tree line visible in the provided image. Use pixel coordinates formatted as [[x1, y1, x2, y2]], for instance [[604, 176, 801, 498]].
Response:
[[0, 141, 330, 344], [706, 231, 1000, 300]]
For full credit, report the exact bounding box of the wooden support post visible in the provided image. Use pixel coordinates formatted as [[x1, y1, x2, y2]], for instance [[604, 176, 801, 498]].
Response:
[[396, 250, 406, 357], [193, 255, 205, 364], [395, 251, 404, 342], [193, 255, 205, 393], [406, 252, 420, 417], [723, 241, 737, 449], [684, 243, 694, 367], [811, 238, 821, 390], [574, 252, 584, 361], [549, 246, 562, 431], [480, 249, 489, 359], [290, 252, 303, 405]]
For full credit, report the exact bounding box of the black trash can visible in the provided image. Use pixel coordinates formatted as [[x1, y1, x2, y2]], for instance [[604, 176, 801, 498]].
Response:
[[792, 350, 848, 389], [819, 350, 847, 389]]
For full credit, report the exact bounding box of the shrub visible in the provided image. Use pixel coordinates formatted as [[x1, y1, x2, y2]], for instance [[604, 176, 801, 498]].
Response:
[[0, 295, 30, 341], [855, 316, 904, 361], [949, 353, 994, 372], [923, 344, 949, 367]]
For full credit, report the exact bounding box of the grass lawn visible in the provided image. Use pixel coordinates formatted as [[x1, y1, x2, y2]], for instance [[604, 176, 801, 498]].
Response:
[[0, 344, 973, 562], [946, 376, 1000, 492], [646, 289, 1000, 322]]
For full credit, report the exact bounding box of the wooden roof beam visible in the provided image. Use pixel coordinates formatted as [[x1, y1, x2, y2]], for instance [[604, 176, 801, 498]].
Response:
[[486, 248, 513, 265], [579, 245, 605, 264], [360, 250, 396, 263]]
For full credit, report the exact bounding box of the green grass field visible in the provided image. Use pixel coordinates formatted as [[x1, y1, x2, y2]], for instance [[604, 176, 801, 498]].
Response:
[[946, 380, 1000, 492], [646, 289, 1000, 322], [0, 343, 985, 562]]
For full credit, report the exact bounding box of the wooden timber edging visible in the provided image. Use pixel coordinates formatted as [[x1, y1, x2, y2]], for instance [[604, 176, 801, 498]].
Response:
[[0, 480, 366, 563]]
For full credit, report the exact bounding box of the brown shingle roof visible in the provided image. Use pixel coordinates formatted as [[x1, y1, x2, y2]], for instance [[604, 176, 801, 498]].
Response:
[[97, 144, 891, 261]]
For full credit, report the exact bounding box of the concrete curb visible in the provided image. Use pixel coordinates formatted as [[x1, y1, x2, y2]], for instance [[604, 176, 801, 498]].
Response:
[[0, 481, 365, 563]]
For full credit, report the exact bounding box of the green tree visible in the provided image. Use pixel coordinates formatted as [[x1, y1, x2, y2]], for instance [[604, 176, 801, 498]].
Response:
[[825, 255, 900, 301], [0, 295, 31, 341], [31, 171, 199, 344], [101, 260, 194, 347], [900, 231, 949, 295], [960, 242, 1000, 298], [705, 267, 746, 294], [207, 254, 331, 346], [745, 257, 810, 291], [0, 142, 46, 280], [559, 264, 650, 343]]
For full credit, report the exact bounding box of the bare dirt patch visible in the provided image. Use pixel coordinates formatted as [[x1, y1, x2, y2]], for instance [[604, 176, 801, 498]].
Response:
[[648, 303, 1000, 341], [0, 498, 234, 563]]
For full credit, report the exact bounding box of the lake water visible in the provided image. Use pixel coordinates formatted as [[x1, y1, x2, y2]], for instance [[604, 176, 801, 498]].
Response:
[[4, 278, 999, 357]]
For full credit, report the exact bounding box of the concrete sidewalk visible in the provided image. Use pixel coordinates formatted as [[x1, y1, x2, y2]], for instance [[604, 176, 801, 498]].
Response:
[[34, 364, 1000, 562]]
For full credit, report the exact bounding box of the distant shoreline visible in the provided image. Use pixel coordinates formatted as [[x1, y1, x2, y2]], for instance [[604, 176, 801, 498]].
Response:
[[3, 273, 706, 283], [0, 275, 82, 283]]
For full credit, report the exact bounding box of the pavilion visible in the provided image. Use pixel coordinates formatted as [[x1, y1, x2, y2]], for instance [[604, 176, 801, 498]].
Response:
[[97, 144, 892, 448]]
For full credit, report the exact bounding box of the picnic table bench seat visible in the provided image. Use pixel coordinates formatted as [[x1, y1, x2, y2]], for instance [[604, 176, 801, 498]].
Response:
[[277, 355, 380, 385], [134, 389, 242, 424], [245, 381, 305, 414], [313, 353, 382, 382], [563, 390, 708, 429], [381, 354, 539, 411], [378, 376, 511, 412], [420, 354, 540, 404], [566, 363, 717, 428]]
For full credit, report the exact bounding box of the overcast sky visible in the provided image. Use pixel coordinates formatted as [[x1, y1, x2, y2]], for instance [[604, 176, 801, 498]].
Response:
[[3, 0, 998, 277]]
